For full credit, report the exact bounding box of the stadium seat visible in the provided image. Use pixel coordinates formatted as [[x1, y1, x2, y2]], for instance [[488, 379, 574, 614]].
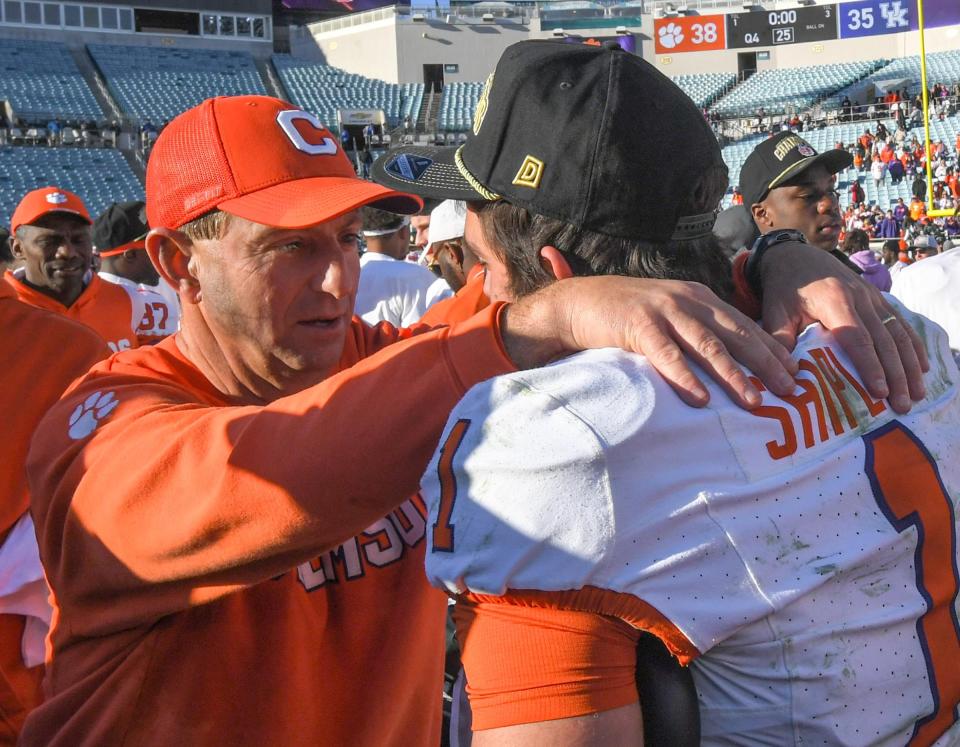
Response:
[[0, 146, 143, 229], [711, 60, 886, 118], [671, 73, 736, 110], [0, 39, 102, 120], [88, 44, 267, 123], [271, 55, 424, 132]]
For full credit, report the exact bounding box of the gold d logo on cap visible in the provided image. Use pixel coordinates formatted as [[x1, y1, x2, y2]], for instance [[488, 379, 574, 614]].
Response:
[[46, 192, 68, 204], [512, 156, 544, 189], [473, 73, 494, 136]]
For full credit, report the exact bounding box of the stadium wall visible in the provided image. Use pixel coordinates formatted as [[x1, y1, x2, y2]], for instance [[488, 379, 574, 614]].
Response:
[[304, 14, 532, 83], [303, 6, 959, 91], [78, 0, 270, 11], [0, 25, 272, 53]]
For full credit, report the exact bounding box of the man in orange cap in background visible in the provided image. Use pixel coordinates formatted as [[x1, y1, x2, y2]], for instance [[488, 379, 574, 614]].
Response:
[[22, 92, 921, 746], [6, 187, 171, 351]]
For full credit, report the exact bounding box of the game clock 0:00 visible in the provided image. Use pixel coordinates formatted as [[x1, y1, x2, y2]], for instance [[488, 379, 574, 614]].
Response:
[[726, 4, 839, 49]]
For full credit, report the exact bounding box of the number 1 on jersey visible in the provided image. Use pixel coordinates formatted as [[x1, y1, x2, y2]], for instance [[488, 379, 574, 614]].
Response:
[[432, 419, 471, 553], [864, 422, 960, 746]]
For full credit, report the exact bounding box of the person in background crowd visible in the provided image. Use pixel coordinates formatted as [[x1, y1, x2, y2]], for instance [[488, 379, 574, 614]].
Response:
[[424, 200, 472, 294], [889, 156, 905, 184], [712, 205, 760, 258], [870, 155, 885, 188], [743, 132, 862, 273], [912, 234, 940, 261], [877, 209, 900, 239], [841, 228, 870, 256], [849, 178, 865, 204], [0, 226, 13, 269], [893, 197, 908, 229], [94, 201, 180, 336], [849, 248, 892, 291], [354, 207, 449, 327], [411, 211, 431, 252], [6, 187, 169, 352]]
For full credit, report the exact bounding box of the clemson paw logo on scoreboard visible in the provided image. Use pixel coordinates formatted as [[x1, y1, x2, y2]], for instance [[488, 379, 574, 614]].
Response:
[[68, 391, 119, 440], [658, 23, 684, 50]]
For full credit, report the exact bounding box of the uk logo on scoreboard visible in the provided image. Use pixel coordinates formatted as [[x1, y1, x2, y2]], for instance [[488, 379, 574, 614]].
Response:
[[840, 0, 910, 38], [840, 0, 960, 39]]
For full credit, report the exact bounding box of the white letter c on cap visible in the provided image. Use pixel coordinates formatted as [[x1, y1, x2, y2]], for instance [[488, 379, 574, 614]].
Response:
[[276, 110, 338, 156]]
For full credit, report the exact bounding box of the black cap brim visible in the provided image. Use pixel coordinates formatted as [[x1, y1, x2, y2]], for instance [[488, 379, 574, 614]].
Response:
[[372, 146, 492, 203], [765, 149, 854, 197]]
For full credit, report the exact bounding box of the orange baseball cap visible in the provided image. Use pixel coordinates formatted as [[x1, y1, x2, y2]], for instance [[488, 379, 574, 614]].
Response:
[[146, 95, 422, 230], [10, 187, 92, 234]]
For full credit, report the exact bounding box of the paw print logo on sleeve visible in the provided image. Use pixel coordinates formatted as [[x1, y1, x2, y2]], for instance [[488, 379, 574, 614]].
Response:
[[68, 391, 120, 440], [658, 22, 684, 49]]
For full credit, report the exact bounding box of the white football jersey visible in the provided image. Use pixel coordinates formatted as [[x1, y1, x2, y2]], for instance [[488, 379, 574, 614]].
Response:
[[422, 303, 960, 746], [99, 271, 180, 341], [892, 248, 960, 354]]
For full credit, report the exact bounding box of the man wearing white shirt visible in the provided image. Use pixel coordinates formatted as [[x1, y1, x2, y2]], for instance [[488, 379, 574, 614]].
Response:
[[354, 207, 450, 327], [892, 239, 960, 352]]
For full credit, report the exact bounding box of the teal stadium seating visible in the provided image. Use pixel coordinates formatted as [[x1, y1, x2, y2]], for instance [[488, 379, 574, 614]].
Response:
[[272, 55, 424, 131], [88, 44, 266, 123], [0, 146, 143, 228], [438, 81, 485, 133], [835, 49, 960, 103], [671, 72, 736, 110], [710, 60, 885, 117], [0, 39, 102, 120], [437, 73, 734, 132]]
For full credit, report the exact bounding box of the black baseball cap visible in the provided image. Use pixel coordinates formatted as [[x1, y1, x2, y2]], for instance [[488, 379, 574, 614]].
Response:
[[372, 40, 722, 243], [740, 131, 853, 207], [93, 201, 149, 255]]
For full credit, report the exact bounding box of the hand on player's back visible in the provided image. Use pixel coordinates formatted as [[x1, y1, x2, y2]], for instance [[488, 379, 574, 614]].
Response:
[[760, 241, 928, 414]]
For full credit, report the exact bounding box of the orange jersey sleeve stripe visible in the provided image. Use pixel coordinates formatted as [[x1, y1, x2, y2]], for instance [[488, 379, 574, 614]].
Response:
[[454, 598, 641, 731]]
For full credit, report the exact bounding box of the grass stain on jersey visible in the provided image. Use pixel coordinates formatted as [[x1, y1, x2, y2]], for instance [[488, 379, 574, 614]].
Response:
[[860, 580, 891, 597]]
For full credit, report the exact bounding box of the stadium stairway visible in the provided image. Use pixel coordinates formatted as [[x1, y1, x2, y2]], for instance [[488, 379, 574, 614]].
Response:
[[256, 57, 288, 102], [68, 47, 122, 122], [419, 92, 440, 135]]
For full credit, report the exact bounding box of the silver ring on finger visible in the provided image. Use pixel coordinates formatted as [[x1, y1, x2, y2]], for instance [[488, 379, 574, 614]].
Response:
[[881, 314, 898, 326]]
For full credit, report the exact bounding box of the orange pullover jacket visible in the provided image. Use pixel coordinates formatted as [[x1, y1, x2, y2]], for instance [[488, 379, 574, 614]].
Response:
[[23, 304, 513, 746]]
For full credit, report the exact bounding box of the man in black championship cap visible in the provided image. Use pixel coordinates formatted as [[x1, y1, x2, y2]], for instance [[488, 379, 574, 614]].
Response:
[[741, 131, 862, 273], [374, 40, 939, 745]]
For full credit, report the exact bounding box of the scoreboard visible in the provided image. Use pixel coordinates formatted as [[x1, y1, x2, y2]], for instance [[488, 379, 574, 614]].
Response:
[[725, 5, 838, 48]]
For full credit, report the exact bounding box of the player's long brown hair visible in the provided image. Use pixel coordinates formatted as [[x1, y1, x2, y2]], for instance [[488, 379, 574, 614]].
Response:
[[472, 162, 733, 301]]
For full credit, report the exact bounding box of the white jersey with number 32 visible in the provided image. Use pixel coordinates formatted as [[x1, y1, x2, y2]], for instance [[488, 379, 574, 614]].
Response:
[[422, 303, 960, 747]]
